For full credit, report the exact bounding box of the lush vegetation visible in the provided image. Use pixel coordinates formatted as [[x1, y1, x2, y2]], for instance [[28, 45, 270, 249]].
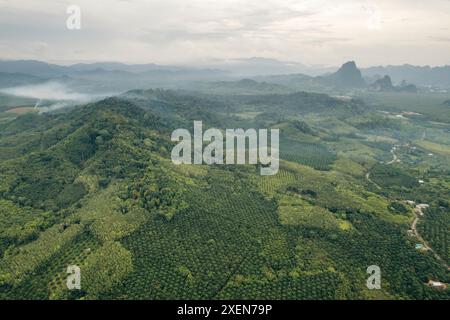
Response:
[[0, 88, 448, 300]]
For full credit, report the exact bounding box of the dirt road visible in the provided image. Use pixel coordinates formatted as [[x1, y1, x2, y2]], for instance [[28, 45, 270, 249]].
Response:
[[410, 204, 448, 269]]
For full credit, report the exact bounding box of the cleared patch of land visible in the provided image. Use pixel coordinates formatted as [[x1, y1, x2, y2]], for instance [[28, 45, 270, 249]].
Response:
[[6, 106, 38, 114], [414, 140, 450, 156]]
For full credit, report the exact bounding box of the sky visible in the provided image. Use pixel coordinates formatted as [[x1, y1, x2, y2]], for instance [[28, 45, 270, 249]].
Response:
[[0, 0, 450, 67]]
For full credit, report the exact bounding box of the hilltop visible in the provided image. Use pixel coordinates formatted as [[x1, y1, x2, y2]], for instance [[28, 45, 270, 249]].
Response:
[[321, 61, 366, 88]]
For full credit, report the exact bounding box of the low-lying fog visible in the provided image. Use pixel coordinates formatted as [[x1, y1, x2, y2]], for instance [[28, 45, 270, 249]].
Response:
[[0, 82, 111, 112]]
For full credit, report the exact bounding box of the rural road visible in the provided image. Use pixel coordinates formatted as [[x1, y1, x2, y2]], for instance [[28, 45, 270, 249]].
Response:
[[410, 205, 449, 270], [364, 141, 447, 271], [386, 147, 399, 165]]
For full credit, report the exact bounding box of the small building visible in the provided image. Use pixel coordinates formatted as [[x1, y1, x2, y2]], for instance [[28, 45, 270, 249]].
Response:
[[417, 204, 429, 210], [427, 280, 447, 290], [415, 243, 424, 250]]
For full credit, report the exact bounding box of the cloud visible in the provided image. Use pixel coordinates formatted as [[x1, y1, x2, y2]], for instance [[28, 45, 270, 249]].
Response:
[[429, 36, 450, 42], [363, 4, 383, 30], [0, 0, 449, 66]]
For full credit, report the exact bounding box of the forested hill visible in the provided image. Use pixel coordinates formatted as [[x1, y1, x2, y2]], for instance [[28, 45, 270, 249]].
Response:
[[0, 98, 170, 209]]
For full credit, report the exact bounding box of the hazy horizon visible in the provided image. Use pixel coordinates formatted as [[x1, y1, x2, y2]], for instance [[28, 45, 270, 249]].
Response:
[[1, 0, 450, 67], [1, 57, 450, 70]]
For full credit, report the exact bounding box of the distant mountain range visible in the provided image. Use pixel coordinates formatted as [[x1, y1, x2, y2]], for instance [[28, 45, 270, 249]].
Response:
[[361, 65, 450, 87], [0, 59, 449, 94], [256, 61, 440, 92], [0, 72, 45, 88], [256, 61, 368, 91], [0, 60, 230, 89], [0, 60, 212, 78], [193, 57, 336, 77], [0, 60, 231, 93], [0, 58, 334, 78], [368, 75, 417, 93]]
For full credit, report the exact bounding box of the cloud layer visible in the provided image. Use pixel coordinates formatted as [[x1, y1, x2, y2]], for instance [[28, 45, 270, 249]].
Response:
[[0, 0, 449, 66]]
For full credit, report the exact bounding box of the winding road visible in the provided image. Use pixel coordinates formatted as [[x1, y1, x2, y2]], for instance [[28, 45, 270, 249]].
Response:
[[364, 143, 449, 271], [365, 172, 381, 190], [386, 146, 399, 165], [410, 205, 449, 270]]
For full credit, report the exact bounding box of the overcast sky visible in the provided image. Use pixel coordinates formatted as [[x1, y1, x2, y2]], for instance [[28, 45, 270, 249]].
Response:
[[0, 0, 449, 67]]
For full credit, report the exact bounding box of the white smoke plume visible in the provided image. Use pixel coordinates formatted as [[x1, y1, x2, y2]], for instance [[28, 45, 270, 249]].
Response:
[[0, 82, 110, 112]]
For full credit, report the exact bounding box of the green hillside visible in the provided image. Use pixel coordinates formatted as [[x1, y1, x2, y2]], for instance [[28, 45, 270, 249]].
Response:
[[0, 90, 448, 300]]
